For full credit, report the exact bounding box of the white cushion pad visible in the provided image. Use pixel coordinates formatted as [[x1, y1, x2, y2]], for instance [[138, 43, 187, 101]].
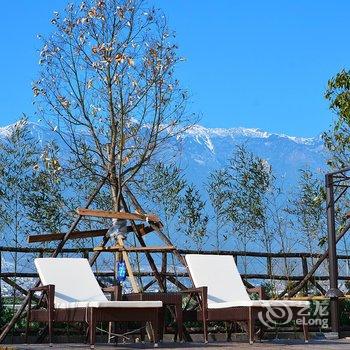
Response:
[[186, 254, 309, 310], [35, 258, 108, 307], [208, 299, 310, 309], [55, 300, 162, 309], [34, 258, 162, 310], [259, 300, 310, 308], [186, 254, 251, 305]]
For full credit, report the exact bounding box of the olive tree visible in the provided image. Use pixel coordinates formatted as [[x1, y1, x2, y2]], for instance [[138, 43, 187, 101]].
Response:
[[323, 69, 350, 168]]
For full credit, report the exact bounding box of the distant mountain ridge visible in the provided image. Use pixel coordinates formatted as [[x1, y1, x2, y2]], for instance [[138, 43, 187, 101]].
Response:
[[0, 121, 327, 187], [185, 124, 319, 147], [180, 124, 325, 188]]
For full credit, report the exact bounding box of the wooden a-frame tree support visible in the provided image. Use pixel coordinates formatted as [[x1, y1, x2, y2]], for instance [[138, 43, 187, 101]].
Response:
[[0, 175, 186, 343]]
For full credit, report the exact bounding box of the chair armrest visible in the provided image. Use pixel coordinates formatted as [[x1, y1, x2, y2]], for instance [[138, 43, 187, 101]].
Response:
[[181, 286, 208, 310], [180, 287, 207, 294], [28, 284, 55, 312], [30, 285, 53, 293], [247, 286, 266, 299]]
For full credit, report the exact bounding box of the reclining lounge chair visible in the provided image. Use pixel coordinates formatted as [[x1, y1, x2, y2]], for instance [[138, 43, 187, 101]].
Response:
[[25, 258, 162, 348], [185, 254, 310, 344]]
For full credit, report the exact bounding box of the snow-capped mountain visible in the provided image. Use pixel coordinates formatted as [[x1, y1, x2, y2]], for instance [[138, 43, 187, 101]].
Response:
[[0, 120, 50, 145], [0, 121, 327, 188], [180, 125, 326, 188]]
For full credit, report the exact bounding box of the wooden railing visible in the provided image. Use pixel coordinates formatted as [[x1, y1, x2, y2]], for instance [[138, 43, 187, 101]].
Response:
[[0, 245, 347, 300]]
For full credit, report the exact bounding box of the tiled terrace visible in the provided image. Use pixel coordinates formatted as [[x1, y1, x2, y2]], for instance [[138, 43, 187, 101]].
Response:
[[4, 339, 350, 350]]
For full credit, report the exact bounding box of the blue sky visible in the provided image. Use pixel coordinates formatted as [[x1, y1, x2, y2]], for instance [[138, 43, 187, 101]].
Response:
[[0, 1, 349, 137]]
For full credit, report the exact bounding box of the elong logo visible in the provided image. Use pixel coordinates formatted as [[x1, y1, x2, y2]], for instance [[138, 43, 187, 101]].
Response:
[[257, 301, 329, 329]]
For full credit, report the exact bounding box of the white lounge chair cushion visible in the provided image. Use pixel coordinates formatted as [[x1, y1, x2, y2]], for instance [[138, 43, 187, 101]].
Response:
[[208, 299, 310, 309], [185, 254, 251, 305], [35, 258, 108, 306], [55, 300, 162, 309], [185, 254, 310, 310], [35, 258, 162, 309]]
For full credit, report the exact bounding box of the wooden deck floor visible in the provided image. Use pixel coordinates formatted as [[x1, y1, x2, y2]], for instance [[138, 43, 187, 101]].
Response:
[[5, 339, 350, 350]]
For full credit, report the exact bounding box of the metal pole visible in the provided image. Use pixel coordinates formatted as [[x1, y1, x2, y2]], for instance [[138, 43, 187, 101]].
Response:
[[325, 173, 343, 338]]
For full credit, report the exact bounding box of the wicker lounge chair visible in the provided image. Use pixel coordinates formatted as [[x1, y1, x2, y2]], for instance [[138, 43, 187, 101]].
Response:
[[185, 254, 310, 344], [25, 258, 162, 348]]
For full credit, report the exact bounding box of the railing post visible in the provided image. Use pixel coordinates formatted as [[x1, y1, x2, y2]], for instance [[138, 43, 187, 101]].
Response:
[[267, 256, 272, 277], [161, 252, 167, 292], [301, 256, 308, 296], [325, 173, 343, 338]]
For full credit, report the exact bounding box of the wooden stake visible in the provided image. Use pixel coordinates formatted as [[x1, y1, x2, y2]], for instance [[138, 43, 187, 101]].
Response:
[[117, 235, 139, 293], [27, 225, 154, 243]]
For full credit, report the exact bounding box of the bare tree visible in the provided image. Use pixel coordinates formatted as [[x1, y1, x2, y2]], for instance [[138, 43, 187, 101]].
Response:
[[33, 0, 193, 210]]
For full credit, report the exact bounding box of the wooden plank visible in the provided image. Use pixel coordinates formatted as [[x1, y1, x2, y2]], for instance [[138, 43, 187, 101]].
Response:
[[4, 270, 350, 281], [93, 245, 176, 253], [27, 229, 108, 243], [27, 225, 154, 243], [5, 245, 350, 260], [0, 247, 92, 253], [117, 235, 140, 293], [76, 208, 160, 223]]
